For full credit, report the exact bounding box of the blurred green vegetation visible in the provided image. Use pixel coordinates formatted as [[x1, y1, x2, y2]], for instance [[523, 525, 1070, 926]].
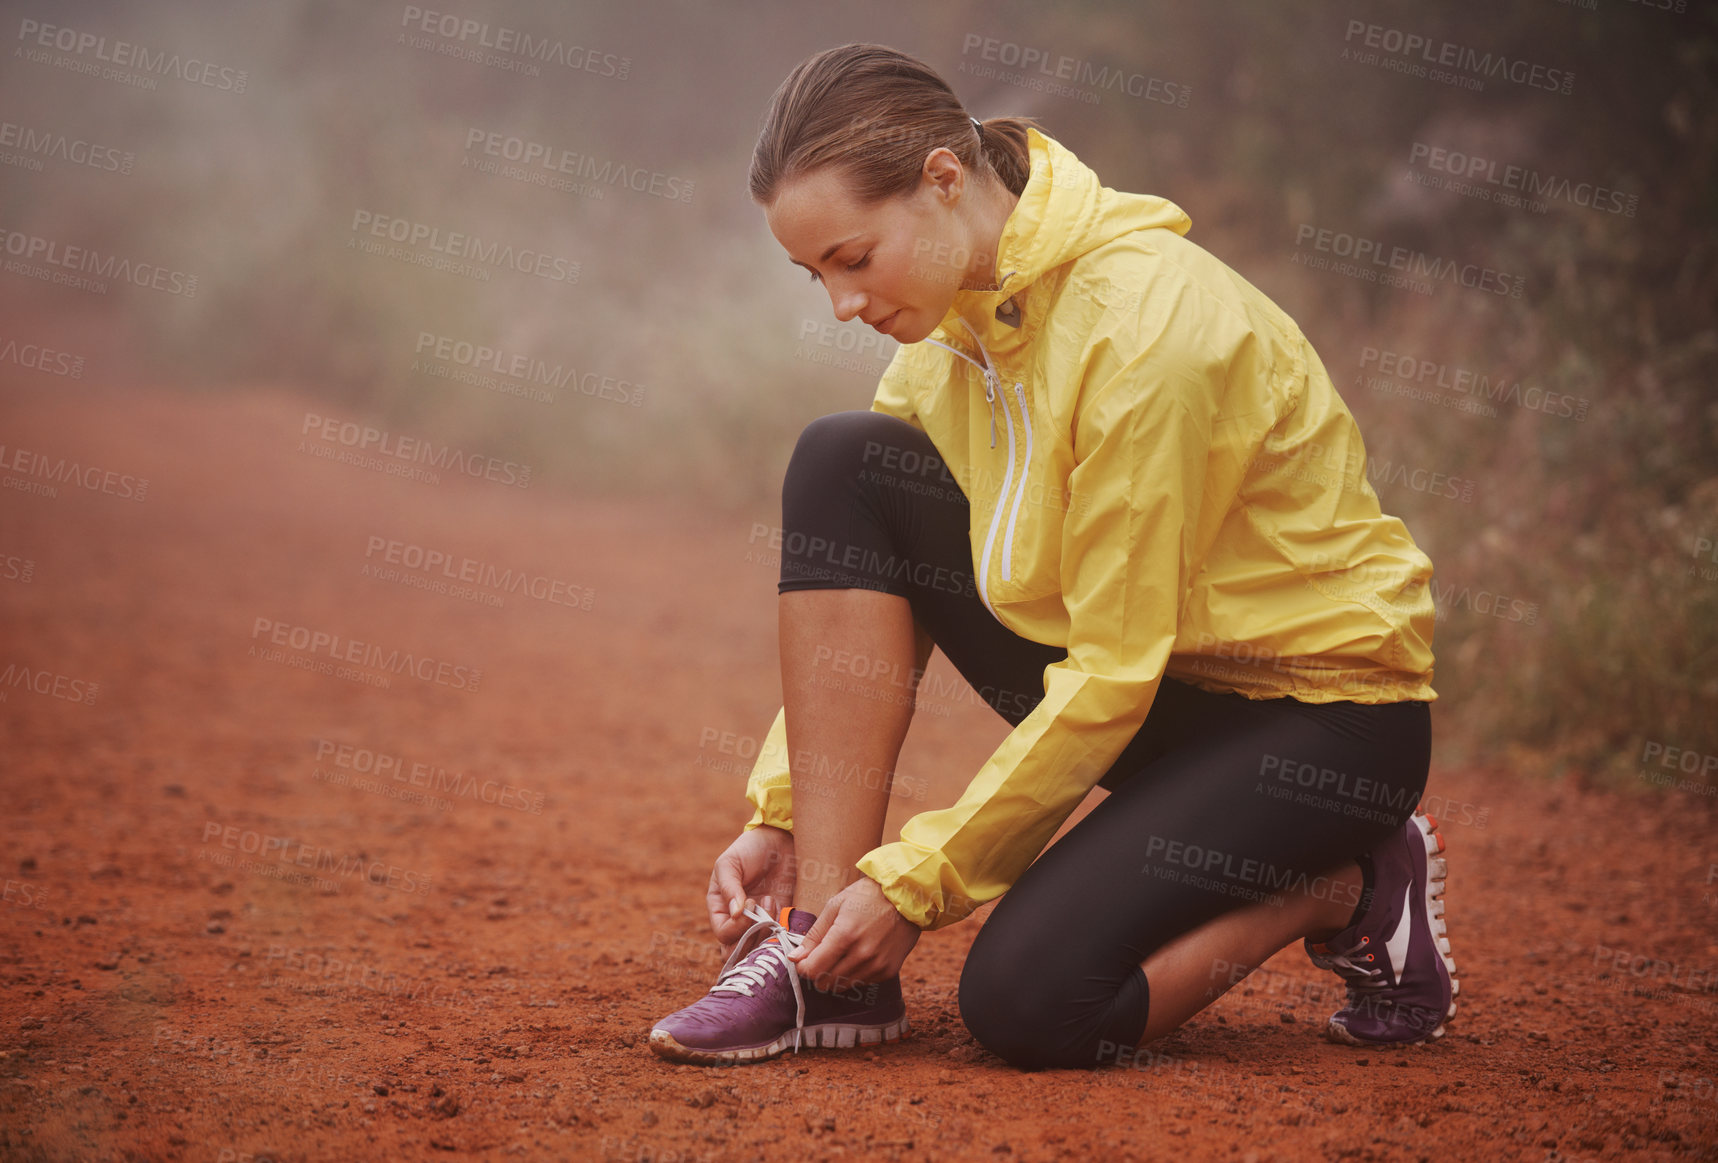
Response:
[[1, 0, 1712, 782]]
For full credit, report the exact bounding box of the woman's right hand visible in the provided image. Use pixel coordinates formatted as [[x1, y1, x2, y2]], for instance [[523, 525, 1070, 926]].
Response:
[[706, 824, 798, 947]]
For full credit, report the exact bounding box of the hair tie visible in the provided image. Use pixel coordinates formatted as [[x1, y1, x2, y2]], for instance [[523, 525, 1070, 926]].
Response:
[[971, 116, 983, 135]]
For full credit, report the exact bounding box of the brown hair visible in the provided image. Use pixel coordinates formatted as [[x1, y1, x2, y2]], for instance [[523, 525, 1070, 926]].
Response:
[[749, 43, 1044, 207]]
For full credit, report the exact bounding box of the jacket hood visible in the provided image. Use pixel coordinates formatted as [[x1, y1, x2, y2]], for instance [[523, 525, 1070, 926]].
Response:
[[918, 127, 1193, 448], [935, 127, 1192, 333]]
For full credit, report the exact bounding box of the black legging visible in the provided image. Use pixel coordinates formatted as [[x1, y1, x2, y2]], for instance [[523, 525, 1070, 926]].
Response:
[[778, 410, 1431, 1071]]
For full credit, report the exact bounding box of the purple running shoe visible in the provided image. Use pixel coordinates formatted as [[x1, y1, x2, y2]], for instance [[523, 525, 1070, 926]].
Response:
[[649, 903, 909, 1065], [1305, 812, 1459, 1045]]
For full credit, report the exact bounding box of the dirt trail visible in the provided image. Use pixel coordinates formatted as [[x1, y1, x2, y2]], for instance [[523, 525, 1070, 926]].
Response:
[[1, 384, 1714, 1162]]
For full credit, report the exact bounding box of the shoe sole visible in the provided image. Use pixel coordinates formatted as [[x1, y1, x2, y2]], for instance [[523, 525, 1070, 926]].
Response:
[[647, 1014, 910, 1066], [1325, 811, 1460, 1047]]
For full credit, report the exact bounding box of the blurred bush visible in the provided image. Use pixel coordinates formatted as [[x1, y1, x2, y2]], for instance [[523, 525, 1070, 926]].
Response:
[[1, 0, 1712, 782]]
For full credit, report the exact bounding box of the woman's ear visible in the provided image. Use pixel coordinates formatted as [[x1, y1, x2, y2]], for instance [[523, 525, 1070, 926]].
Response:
[[920, 147, 965, 205]]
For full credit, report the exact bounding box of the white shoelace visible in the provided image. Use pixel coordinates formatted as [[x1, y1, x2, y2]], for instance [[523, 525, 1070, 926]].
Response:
[[709, 902, 809, 1052], [1320, 949, 1387, 992]]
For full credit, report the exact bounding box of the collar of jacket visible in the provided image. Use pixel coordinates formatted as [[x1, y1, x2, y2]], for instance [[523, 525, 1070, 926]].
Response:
[[925, 127, 1194, 356]]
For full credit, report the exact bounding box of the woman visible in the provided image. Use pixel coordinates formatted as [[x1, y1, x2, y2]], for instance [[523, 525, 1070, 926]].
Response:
[[650, 43, 1458, 1071]]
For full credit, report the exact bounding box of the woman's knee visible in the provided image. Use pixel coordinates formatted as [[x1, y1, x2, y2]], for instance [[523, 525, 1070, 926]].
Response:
[[786, 410, 920, 481], [958, 934, 1100, 1071]]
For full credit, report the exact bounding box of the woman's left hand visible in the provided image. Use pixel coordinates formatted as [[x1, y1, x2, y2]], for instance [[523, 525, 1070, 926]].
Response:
[[788, 876, 920, 989]]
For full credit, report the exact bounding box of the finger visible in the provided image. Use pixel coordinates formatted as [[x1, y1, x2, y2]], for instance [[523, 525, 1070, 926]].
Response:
[[705, 865, 728, 917], [708, 903, 739, 940], [788, 897, 837, 962], [706, 875, 731, 923], [710, 903, 755, 943], [791, 905, 851, 980], [707, 891, 734, 939], [711, 853, 747, 917], [709, 906, 743, 944]]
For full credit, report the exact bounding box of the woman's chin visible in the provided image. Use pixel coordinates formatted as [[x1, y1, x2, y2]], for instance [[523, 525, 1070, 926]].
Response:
[[887, 312, 927, 344]]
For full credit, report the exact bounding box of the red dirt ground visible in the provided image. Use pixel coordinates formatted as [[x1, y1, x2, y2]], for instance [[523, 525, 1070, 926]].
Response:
[[1, 384, 1715, 1163]]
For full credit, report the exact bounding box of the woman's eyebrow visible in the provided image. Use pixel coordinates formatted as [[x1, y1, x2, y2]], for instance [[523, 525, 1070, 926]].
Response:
[[818, 234, 861, 261]]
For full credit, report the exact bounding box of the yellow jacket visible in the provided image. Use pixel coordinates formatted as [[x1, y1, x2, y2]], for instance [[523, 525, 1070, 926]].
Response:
[[744, 127, 1437, 931]]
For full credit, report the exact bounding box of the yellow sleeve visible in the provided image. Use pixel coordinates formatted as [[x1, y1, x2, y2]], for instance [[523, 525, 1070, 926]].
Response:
[[741, 706, 793, 832], [854, 339, 1214, 930], [742, 353, 925, 832]]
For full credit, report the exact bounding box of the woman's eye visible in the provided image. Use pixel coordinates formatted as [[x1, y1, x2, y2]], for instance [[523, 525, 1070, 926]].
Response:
[[805, 253, 869, 282]]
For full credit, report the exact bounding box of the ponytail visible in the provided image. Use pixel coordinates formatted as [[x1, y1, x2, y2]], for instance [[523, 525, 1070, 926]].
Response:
[[750, 43, 1044, 205]]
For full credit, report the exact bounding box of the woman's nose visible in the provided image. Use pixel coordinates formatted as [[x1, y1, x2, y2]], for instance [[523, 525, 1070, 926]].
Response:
[[830, 285, 867, 323]]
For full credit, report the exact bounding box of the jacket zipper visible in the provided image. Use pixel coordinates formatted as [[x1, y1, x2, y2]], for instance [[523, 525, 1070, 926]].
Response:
[[921, 322, 1032, 618], [975, 368, 1014, 618], [1000, 380, 1032, 583]]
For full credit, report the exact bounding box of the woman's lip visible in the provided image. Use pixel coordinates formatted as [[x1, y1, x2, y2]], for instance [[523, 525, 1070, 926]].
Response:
[[875, 309, 901, 335]]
